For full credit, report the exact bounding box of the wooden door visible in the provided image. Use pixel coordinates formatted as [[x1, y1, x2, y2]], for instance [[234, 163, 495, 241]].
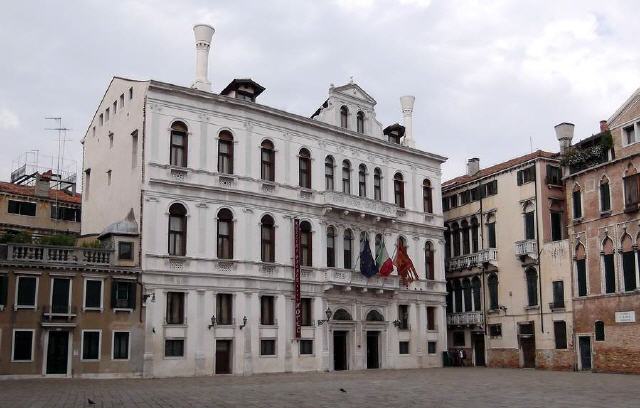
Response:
[[46, 331, 69, 375], [521, 336, 536, 368], [366, 332, 379, 369], [579, 336, 592, 370], [215, 340, 232, 374], [472, 333, 486, 366]]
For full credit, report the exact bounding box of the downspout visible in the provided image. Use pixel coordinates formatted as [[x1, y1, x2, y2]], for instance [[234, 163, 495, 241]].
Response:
[[534, 162, 544, 333], [479, 186, 487, 337]]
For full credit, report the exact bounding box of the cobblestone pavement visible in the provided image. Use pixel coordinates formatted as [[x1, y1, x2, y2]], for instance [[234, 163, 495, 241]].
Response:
[[2, 368, 640, 408]]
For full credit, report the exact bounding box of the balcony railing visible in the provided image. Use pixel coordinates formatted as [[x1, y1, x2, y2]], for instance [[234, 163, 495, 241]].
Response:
[[2, 244, 113, 265], [447, 311, 484, 326], [515, 240, 537, 259], [322, 191, 397, 218], [447, 248, 498, 271], [327, 268, 400, 290], [549, 301, 565, 310], [42, 305, 78, 321]]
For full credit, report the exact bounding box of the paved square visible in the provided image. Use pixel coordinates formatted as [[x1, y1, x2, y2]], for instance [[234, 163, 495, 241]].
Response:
[[1, 368, 639, 408]]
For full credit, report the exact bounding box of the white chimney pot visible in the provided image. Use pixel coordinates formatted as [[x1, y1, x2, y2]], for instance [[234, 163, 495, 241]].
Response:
[[192, 24, 215, 92]]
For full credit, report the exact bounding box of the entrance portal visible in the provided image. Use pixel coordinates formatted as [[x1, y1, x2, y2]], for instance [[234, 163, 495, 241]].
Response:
[[472, 333, 485, 366], [578, 336, 592, 370], [333, 331, 348, 371], [366, 331, 380, 369], [46, 331, 69, 375], [215, 340, 232, 374]]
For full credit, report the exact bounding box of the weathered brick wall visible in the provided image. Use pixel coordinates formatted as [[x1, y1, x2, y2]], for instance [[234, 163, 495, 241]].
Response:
[[536, 349, 575, 371], [487, 348, 519, 368]]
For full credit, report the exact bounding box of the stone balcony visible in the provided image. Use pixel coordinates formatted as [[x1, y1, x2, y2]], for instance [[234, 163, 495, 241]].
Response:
[[1, 244, 113, 266], [447, 311, 484, 326], [447, 248, 498, 271], [325, 268, 400, 291], [321, 191, 397, 219], [515, 239, 537, 261]]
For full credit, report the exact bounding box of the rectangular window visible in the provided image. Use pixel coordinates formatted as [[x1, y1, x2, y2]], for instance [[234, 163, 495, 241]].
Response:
[[427, 341, 437, 354], [113, 332, 129, 360], [12, 330, 34, 361], [399, 341, 410, 355], [450, 195, 458, 208], [82, 331, 101, 360], [119, 93, 125, 108], [488, 324, 502, 337], [99, 113, 104, 126], [470, 186, 481, 201], [624, 125, 636, 145], [118, 241, 133, 260], [572, 190, 582, 219], [442, 197, 450, 211], [517, 166, 536, 185], [426, 306, 436, 331], [460, 190, 471, 205], [398, 305, 409, 330], [129, 87, 133, 100], [551, 211, 563, 241], [0, 274, 8, 307], [487, 222, 496, 248], [105, 108, 110, 122], [51, 205, 81, 222], [260, 339, 276, 356], [166, 292, 185, 324], [216, 293, 233, 325], [452, 331, 465, 347], [16, 276, 37, 308], [113, 101, 117, 115], [109, 132, 114, 148], [8, 200, 36, 216], [604, 253, 616, 293], [84, 279, 103, 309], [553, 321, 567, 349], [484, 180, 498, 196], [623, 251, 637, 292], [546, 165, 562, 185], [552, 281, 564, 308], [299, 339, 313, 355], [576, 259, 587, 297], [261, 295, 275, 325], [131, 130, 138, 168], [84, 169, 91, 200], [600, 182, 611, 212], [301, 298, 312, 326], [111, 280, 135, 309], [524, 211, 535, 240], [164, 339, 185, 357], [107, 170, 112, 186]]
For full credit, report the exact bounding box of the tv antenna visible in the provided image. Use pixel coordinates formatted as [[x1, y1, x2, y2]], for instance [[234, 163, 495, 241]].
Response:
[[45, 117, 72, 224]]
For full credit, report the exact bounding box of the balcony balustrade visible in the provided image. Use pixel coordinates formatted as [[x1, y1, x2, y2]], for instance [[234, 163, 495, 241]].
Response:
[[447, 248, 498, 271], [326, 268, 400, 290], [515, 239, 538, 260], [42, 305, 78, 321], [322, 191, 396, 218], [2, 244, 113, 266], [447, 311, 484, 326]]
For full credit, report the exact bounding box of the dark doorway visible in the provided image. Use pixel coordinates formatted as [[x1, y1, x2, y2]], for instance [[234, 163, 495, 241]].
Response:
[[51, 278, 70, 313], [333, 331, 348, 371], [579, 336, 592, 370], [366, 331, 380, 369], [46, 331, 69, 375], [520, 337, 536, 368], [215, 340, 232, 374], [472, 333, 485, 366]]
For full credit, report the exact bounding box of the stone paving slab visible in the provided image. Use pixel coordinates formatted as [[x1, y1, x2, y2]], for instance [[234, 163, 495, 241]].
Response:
[[1, 368, 639, 408]]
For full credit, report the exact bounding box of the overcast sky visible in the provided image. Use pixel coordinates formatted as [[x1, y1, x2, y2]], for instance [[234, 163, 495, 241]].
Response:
[[1, 0, 639, 184]]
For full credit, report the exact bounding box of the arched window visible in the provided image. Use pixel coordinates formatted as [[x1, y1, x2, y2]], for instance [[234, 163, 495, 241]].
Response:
[[333, 308, 352, 320], [523, 201, 535, 240], [342, 160, 351, 194], [170, 122, 188, 167], [425, 241, 434, 280], [299, 148, 311, 189], [168, 203, 187, 256], [471, 276, 481, 311], [446, 281, 453, 313], [300, 221, 312, 267], [343, 229, 353, 269], [373, 168, 382, 200], [453, 280, 462, 313], [340, 106, 349, 129], [260, 214, 275, 262], [217, 208, 234, 259], [621, 234, 637, 291], [471, 217, 479, 253], [356, 111, 365, 133], [600, 176, 611, 212], [423, 179, 433, 213], [602, 237, 616, 293], [461, 220, 470, 255], [526, 267, 538, 306], [394, 172, 405, 208], [325, 156, 334, 190], [218, 131, 234, 174], [488, 273, 499, 310], [260, 140, 275, 182], [462, 278, 472, 312], [575, 242, 587, 296], [451, 222, 461, 257], [594, 321, 605, 341], [326, 226, 336, 267], [572, 184, 582, 219], [486, 213, 497, 249], [366, 309, 384, 321], [358, 164, 367, 197], [623, 163, 639, 210]]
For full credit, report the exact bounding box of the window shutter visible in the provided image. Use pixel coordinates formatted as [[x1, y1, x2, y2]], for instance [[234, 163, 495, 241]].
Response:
[[128, 282, 136, 309], [0, 275, 7, 306], [111, 280, 117, 308], [517, 171, 523, 185]]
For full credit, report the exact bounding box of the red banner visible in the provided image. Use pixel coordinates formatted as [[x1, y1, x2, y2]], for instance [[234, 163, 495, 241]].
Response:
[[293, 218, 301, 339]]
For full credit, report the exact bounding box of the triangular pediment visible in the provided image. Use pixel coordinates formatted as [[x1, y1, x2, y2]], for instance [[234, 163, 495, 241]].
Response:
[[609, 87, 640, 127], [331, 83, 377, 105]]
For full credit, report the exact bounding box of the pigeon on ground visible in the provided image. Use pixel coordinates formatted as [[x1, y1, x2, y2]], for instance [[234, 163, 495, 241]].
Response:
[[88, 398, 96, 405], [340, 388, 347, 393]]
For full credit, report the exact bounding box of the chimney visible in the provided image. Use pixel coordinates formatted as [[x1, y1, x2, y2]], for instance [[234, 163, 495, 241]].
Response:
[[35, 171, 52, 198], [467, 158, 480, 176], [400, 95, 415, 148], [554, 122, 575, 154], [192, 24, 215, 92], [600, 120, 609, 133]]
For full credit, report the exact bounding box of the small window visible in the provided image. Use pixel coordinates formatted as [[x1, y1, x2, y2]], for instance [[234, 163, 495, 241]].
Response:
[[8, 200, 36, 216], [16, 276, 37, 308], [551, 211, 563, 241], [119, 93, 125, 108], [326, 226, 336, 268], [427, 341, 437, 354], [260, 140, 275, 182], [165, 339, 185, 357], [128, 87, 133, 100], [526, 268, 539, 306], [460, 190, 471, 205], [325, 156, 335, 190], [340, 106, 348, 129], [426, 306, 436, 331], [99, 113, 104, 126], [260, 214, 275, 263], [111, 280, 136, 309], [107, 169, 112, 186], [260, 339, 276, 356], [546, 165, 562, 185], [51, 205, 81, 222], [168, 203, 187, 256], [113, 332, 129, 360], [356, 111, 365, 133], [217, 208, 234, 260], [373, 168, 382, 200], [166, 292, 185, 325], [623, 173, 640, 211], [118, 242, 133, 260], [216, 293, 233, 325], [170, 122, 188, 168], [484, 180, 498, 196], [552, 280, 565, 308], [105, 108, 110, 122], [394, 173, 405, 208], [343, 229, 353, 269], [131, 130, 138, 169], [84, 279, 103, 309], [573, 188, 582, 219], [624, 125, 636, 145], [517, 166, 536, 185], [342, 160, 351, 194], [299, 148, 312, 189], [218, 131, 234, 174], [423, 179, 433, 213], [12, 330, 34, 361], [399, 341, 410, 355], [452, 331, 465, 347], [554, 321, 567, 349], [594, 321, 605, 341], [299, 339, 313, 355], [260, 295, 275, 325], [113, 101, 117, 115], [301, 298, 312, 326], [600, 178, 611, 212], [0, 275, 8, 307], [358, 164, 367, 197], [524, 211, 535, 240], [82, 331, 101, 360], [450, 194, 458, 208], [488, 324, 502, 337], [398, 304, 409, 330]]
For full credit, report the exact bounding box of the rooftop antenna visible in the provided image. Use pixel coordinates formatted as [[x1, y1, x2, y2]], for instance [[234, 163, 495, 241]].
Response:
[[45, 117, 72, 226], [530, 136, 533, 153]]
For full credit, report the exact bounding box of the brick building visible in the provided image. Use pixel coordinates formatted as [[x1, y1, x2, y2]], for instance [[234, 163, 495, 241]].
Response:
[[563, 87, 640, 374]]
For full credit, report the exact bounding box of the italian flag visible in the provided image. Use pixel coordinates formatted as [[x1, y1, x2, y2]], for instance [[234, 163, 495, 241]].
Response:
[[375, 240, 394, 277]]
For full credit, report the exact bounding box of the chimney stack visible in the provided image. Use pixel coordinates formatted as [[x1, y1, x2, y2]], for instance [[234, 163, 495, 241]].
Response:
[[400, 95, 415, 148], [467, 158, 480, 176], [192, 24, 215, 92], [600, 120, 609, 133], [554, 122, 575, 154], [35, 171, 52, 198]]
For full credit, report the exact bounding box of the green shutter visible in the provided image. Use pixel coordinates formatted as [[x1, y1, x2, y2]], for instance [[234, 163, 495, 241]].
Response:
[[0, 275, 8, 306]]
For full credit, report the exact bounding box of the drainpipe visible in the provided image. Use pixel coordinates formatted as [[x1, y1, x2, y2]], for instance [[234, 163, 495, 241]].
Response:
[[534, 162, 544, 333], [479, 185, 487, 344]]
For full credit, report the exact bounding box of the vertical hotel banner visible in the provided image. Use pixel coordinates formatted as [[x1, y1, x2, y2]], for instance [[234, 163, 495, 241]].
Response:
[[293, 218, 302, 339]]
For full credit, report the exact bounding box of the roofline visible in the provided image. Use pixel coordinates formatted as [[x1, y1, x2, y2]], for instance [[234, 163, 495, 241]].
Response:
[[608, 87, 640, 125]]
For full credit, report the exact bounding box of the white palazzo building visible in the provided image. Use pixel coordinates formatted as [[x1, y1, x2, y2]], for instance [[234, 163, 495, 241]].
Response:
[[80, 24, 448, 377]]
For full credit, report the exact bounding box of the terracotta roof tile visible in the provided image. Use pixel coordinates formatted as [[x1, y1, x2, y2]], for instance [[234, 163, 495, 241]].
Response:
[[0, 181, 81, 204], [443, 150, 559, 190]]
